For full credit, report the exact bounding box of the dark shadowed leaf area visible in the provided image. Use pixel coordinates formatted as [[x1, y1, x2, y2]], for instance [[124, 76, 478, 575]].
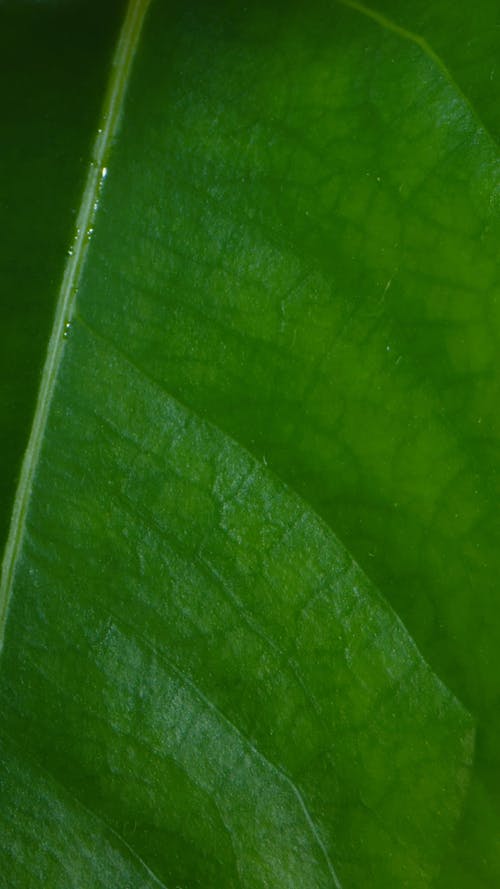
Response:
[[1, 1, 499, 887], [0, 0, 126, 544]]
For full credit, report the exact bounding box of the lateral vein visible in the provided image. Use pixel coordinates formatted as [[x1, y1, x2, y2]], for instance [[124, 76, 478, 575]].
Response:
[[337, 0, 499, 150]]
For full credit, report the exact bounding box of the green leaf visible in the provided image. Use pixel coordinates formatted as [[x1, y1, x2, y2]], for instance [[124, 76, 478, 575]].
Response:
[[0, 331, 473, 884], [1, 0, 499, 885], [0, 0, 126, 547]]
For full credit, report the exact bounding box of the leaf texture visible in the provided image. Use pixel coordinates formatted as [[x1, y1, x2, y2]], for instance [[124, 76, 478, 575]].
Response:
[[0, 320, 472, 886], [2, 0, 500, 885]]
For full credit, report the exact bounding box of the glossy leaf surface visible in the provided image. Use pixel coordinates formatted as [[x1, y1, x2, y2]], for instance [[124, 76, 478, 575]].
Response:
[[1, 0, 499, 886]]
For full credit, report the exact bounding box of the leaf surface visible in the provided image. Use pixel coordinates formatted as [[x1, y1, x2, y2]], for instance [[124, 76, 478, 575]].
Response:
[[0, 319, 473, 886], [2, 0, 500, 885], [0, 0, 125, 544]]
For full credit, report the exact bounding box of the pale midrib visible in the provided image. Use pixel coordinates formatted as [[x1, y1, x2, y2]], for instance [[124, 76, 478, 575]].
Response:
[[0, 0, 152, 644]]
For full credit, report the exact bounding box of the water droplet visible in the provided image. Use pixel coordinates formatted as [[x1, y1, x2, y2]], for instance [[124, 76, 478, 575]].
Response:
[[101, 166, 108, 179], [63, 321, 72, 339]]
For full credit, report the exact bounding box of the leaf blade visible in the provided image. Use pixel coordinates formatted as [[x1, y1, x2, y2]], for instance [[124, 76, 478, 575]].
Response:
[[0, 318, 473, 886], [3, 0, 499, 884]]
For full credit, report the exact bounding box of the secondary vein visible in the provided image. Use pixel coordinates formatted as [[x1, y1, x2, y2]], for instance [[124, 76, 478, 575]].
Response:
[[337, 0, 499, 151]]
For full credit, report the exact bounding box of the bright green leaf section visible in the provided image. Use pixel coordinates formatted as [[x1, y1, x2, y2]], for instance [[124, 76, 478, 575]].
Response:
[[1, 0, 499, 885], [0, 317, 472, 886], [72, 0, 498, 882]]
